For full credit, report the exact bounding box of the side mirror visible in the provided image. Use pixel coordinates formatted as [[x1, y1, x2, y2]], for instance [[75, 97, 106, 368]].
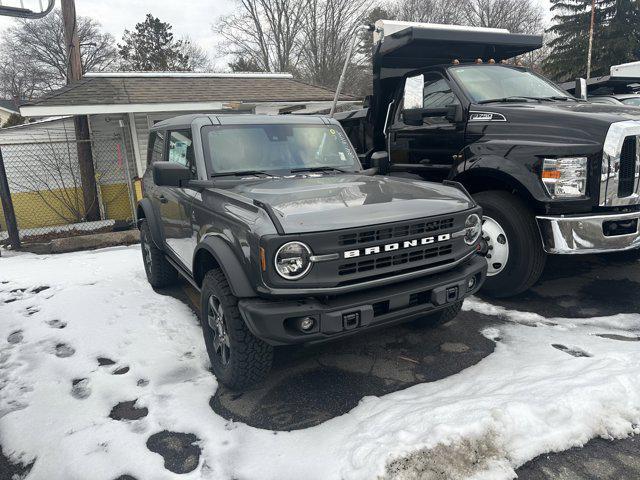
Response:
[[153, 162, 192, 188], [403, 108, 426, 126], [371, 151, 390, 175], [446, 104, 462, 122]]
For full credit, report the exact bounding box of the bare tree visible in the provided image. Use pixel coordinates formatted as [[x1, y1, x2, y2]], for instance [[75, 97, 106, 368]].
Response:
[[300, 0, 370, 89], [0, 9, 117, 95], [461, 0, 544, 34], [181, 36, 212, 72], [392, 0, 466, 24], [216, 0, 308, 73], [0, 47, 51, 101]]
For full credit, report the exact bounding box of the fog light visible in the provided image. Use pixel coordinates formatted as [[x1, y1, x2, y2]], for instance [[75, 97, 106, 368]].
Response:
[[467, 276, 477, 290], [297, 316, 316, 332]]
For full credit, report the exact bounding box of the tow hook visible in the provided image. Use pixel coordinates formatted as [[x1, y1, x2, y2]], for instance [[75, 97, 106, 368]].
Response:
[[476, 237, 490, 257]]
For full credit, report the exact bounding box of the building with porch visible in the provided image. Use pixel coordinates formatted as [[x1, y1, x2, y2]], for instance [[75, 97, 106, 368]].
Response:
[[19, 72, 358, 178], [0, 72, 356, 237]]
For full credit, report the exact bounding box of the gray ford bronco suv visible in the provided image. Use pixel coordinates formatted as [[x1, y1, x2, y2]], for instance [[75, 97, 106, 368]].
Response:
[[137, 114, 487, 389]]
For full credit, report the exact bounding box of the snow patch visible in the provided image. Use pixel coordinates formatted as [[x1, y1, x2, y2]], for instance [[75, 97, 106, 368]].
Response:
[[1, 247, 640, 480]]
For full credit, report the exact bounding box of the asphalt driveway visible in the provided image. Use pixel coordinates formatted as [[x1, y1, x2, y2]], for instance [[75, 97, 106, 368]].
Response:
[[168, 251, 640, 479]]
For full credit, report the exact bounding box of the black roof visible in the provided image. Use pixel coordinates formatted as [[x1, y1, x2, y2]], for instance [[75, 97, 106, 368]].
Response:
[[23, 74, 354, 108]]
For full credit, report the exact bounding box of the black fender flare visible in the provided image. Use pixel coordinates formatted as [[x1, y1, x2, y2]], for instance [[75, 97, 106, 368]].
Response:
[[194, 236, 256, 298], [136, 198, 163, 248]]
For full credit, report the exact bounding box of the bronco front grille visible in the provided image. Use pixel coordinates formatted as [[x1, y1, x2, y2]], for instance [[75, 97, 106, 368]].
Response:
[[338, 244, 453, 276], [338, 218, 454, 246]]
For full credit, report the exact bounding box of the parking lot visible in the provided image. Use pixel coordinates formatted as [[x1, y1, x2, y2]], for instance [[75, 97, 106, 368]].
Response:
[[1, 247, 640, 480], [167, 252, 640, 479]]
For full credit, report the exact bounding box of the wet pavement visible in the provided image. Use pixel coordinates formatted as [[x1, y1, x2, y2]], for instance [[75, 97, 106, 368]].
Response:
[[168, 251, 640, 478]]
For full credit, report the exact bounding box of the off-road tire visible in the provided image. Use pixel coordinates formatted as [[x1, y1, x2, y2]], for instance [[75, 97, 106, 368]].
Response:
[[140, 219, 179, 288], [474, 191, 546, 298], [200, 269, 273, 390], [413, 301, 463, 328]]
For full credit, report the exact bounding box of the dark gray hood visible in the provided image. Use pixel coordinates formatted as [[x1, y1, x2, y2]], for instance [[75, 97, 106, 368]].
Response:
[[220, 174, 474, 234]]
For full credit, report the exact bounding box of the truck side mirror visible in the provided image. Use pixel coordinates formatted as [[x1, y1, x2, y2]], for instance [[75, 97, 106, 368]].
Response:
[[446, 104, 462, 122], [371, 151, 390, 175], [403, 108, 426, 126], [153, 162, 192, 188]]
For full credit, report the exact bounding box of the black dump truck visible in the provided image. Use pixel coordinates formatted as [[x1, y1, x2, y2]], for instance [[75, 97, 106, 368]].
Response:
[[137, 114, 487, 389], [337, 21, 640, 297]]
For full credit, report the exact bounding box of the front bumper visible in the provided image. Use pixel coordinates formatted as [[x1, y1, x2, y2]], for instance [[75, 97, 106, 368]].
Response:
[[537, 211, 640, 254], [238, 255, 487, 346]]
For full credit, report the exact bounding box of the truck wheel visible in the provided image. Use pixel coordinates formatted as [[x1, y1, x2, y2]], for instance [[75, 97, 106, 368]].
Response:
[[474, 191, 546, 298], [140, 219, 179, 288], [200, 269, 273, 390], [414, 301, 463, 328]]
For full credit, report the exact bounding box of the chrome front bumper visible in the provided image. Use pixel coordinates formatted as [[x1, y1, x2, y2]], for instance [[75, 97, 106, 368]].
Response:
[[537, 212, 640, 254]]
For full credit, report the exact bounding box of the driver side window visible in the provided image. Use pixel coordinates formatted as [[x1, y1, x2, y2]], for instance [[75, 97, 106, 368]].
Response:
[[168, 130, 197, 178]]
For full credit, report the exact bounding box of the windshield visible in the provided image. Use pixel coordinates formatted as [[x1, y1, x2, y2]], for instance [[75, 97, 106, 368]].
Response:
[[622, 97, 640, 106], [449, 65, 572, 103], [203, 124, 360, 175]]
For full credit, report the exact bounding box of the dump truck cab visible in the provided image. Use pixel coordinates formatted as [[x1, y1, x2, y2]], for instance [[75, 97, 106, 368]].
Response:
[[338, 21, 640, 298]]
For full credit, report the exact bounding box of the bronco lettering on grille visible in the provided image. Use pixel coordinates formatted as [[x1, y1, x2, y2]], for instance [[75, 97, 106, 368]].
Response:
[[344, 234, 451, 259]]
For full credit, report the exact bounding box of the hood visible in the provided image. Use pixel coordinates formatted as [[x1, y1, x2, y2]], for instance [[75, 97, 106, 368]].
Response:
[[472, 101, 640, 145], [219, 174, 474, 234]]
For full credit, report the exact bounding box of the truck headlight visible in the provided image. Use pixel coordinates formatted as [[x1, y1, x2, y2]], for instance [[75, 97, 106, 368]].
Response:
[[542, 157, 588, 198], [275, 242, 312, 280], [464, 213, 482, 245]]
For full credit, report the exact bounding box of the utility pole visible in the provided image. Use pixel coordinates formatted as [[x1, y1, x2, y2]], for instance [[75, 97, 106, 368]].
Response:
[[61, 0, 100, 221], [587, 0, 596, 79]]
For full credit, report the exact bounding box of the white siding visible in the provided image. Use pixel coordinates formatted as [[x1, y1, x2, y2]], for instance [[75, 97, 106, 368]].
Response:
[[0, 117, 76, 144]]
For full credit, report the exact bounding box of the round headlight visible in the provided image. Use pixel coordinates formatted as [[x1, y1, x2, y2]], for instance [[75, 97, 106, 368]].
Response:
[[274, 242, 312, 280], [464, 214, 482, 245]]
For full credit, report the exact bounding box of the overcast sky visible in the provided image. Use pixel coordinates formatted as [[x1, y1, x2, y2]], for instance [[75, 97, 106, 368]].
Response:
[[0, 0, 552, 70]]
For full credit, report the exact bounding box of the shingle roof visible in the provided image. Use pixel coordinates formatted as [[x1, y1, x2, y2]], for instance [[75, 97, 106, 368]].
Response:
[[24, 73, 354, 108], [0, 99, 20, 113]]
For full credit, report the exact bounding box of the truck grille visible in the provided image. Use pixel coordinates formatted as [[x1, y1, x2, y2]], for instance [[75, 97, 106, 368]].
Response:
[[600, 122, 640, 207], [338, 218, 454, 246], [338, 244, 453, 276], [619, 136, 637, 198]]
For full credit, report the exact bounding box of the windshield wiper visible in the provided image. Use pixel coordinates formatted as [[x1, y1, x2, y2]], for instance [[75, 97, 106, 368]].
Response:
[[289, 166, 349, 174], [477, 96, 545, 104], [542, 96, 579, 102], [212, 170, 277, 178]]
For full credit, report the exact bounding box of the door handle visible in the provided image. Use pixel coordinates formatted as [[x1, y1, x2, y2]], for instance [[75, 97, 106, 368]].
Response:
[[158, 195, 168, 204]]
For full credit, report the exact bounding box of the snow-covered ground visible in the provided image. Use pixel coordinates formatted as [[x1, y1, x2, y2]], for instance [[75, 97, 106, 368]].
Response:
[[1, 246, 640, 480]]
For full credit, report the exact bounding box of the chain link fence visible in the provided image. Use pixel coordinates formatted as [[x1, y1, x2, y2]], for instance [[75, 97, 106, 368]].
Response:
[[0, 131, 137, 246]]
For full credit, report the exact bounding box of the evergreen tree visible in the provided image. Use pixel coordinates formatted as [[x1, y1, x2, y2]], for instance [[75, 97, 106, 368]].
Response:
[[118, 14, 191, 71], [544, 0, 640, 81], [228, 56, 264, 72]]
